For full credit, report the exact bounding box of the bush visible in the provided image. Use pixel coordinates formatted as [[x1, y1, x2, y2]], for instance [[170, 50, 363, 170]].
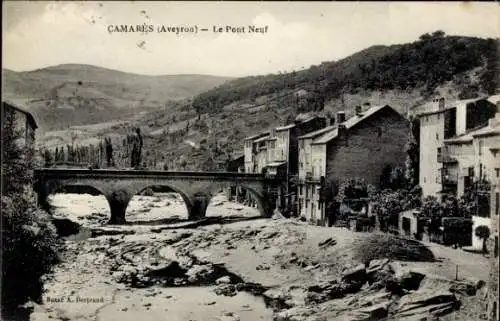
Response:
[[1, 106, 60, 315], [1, 193, 60, 310]]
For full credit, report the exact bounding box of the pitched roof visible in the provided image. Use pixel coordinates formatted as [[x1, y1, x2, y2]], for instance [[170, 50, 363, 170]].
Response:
[[244, 132, 269, 141], [276, 115, 326, 132], [416, 96, 493, 117], [254, 134, 271, 143], [298, 125, 336, 140], [444, 115, 500, 144], [2, 100, 38, 129], [276, 123, 296, 131], [487, 94, 500, 105], [312, 105, 393, 145]]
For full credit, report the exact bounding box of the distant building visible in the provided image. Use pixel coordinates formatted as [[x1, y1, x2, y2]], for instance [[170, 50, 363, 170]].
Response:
[[242, 115, 327, 211], [417, 96, 498, 197], [264, 116, 327, 211], [243, 132, 270, 174], [1, 100, 38, 149], [298, 105, 409, 224], [223, 154, 245, 200]]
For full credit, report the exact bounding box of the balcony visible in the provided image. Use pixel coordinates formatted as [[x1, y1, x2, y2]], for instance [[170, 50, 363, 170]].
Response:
[[442, 171, 458, 186], [437, 147, 458, 164]]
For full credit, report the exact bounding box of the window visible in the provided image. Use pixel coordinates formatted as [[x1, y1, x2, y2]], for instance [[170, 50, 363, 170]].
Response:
[[468, 167, 475, 177], [496, 192, 499, 216], [436, 132, 439, 140], [437, 147, 442, 162], [495, 236, 498, 258], [495, 168, 499, 178]]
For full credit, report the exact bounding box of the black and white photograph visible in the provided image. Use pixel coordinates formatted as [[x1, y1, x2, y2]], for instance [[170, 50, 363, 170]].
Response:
[[1, 1, 499, 321]]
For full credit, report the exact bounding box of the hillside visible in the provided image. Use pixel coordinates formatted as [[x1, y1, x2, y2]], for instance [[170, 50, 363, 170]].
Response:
[[192, 33, 498, 116], [2, 64, 232, 131], [37, 33, 500, 171]]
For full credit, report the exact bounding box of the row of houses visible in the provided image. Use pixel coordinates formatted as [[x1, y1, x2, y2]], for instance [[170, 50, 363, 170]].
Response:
[[417, 95, 500, 321], [243, 104, 411, 223], [417, 95, 500, 250]]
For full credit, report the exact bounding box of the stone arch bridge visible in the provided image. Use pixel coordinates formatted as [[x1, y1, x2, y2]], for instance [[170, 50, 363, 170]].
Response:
[[34, 168, 284, 224]]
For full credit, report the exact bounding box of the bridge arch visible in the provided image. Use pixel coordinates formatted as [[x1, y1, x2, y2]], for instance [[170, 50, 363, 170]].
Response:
[[34, 169, 281, 225], [130, 184, 195, 220], [38, 181, 108, 213]]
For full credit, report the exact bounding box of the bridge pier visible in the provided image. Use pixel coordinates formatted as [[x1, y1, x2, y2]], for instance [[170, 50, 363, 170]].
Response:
[[106, 190, 131, 225], [187, 195, 210, 220], [37, 189, 51, 214]]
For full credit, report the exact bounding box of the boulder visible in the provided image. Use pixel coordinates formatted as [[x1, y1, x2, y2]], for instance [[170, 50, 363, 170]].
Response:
[[341, 264, 367, 285], [147, 261, 186, 279], [263, 288, 293, 310], [214, 284, 237, 297], [350, 302, 390, 320], [51, 216, 81, 237], [185, 264, 215, 284], [274, 306, 316, 321], [393, 290, 460, 319], [305, 281, 346, 304], [216, 276, 232, 285]]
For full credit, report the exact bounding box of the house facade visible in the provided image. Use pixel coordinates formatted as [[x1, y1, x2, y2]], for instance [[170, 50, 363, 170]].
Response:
[[443, 113, 500, 249], [417, 96, 499, 197], [299, 105, 409, 224], [1, 101, 38, 149], [488, 180, 499, 321], [243, 132, 270, 174], [297, 117, 338, 223], [242, 116, 327, 212]]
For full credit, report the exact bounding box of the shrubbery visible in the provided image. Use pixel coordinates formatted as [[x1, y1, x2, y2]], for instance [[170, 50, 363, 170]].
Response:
[[1, 107, 60, 315], [1, 193, 60, 310]]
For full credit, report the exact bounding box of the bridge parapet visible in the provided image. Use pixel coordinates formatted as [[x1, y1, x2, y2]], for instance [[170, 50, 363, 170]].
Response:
[[34, 168, 283, 224]]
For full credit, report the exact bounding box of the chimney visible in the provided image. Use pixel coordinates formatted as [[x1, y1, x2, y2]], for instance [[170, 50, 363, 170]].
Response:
[[337, 111, 346, 123], [355, 105, 363, 116], [338, 124, 347, 141], [271, 128, 276, 137], [438, 97, 445, 110]]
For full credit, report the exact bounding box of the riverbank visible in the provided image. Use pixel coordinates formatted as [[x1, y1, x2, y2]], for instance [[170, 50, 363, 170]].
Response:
[[26, 193, 489, 321]]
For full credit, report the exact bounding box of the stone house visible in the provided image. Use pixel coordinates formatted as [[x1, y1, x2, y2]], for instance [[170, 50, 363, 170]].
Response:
[[417, 96, 498, 197], [298, 105, 410, 224], [1, 100, 38, 149], [243, 132, 270, 174], [242, 116, 327, 212], [264, 116, 327, 211]]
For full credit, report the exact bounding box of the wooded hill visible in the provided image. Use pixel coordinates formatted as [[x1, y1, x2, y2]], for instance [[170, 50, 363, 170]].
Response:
[[192, 32, 499, 116]]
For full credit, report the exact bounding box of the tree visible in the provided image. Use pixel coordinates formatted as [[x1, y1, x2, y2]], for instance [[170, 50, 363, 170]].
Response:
[[475, 225, 490, 254], [405, 117, 420, 187], [1, 107, 59, 315]]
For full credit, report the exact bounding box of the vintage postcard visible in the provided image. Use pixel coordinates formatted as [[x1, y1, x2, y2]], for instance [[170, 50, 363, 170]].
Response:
[[1, 1, 499, 321]]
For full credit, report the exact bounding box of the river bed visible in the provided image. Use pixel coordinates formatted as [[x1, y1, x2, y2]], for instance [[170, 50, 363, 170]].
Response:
[[30, 193, 272, 321]]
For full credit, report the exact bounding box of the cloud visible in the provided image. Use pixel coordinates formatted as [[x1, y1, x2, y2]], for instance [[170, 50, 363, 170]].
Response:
[[3, 2, 499, 77]]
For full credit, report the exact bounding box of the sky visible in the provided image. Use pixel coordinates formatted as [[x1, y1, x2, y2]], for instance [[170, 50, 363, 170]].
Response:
[[2, 1, 499, 77]]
